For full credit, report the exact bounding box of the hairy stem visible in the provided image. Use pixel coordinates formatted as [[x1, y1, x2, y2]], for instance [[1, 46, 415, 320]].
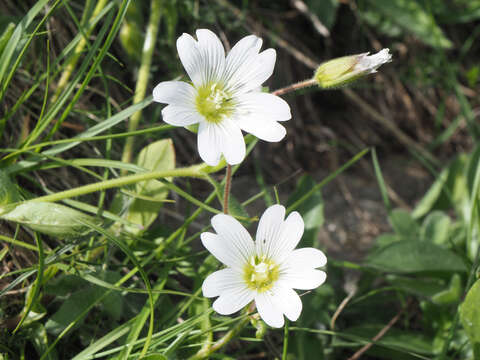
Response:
[[223, 164, 233, 214], [272, 79, 316, 96], [189, 315, 250, 360]]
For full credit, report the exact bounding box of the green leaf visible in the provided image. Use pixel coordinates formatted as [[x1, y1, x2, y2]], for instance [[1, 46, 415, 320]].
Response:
[[0, 0, 51, 92], [460, 280, 480, 357], [28, 324, 57, 360], [389, 209, 419, 238], [45, 271, 122, 336], [366, 240, 468, 274], [0, 169, 19, 205], [305, 0, 339, 29], [386, 274, 446, 298], [431, 273, 462, 305], [45, 284, 104, 336], [0, 22, 15, 56], [0, 202, 99, 238], [339, 325, 434, 357], [287, 175, 324, 231], [412, 154, 468, 219], [366, 0, 452, 48], [123, 139, 175, 234], [420, 211, 451, 245]]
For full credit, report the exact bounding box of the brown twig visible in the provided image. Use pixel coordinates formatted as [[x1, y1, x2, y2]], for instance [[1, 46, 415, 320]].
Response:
[[346, 300, 410, 360], [290, 0, 330, 37]]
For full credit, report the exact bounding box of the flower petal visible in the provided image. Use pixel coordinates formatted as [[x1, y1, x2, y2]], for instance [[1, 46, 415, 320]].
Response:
[[202, 268, 244, 298], [177, 32, 204, 87], [235, 93, 291, 121], [271, 286, 302, 322], [282, 248, 327, 270], [197, 119, 246, 166], [201, 232, 246, 270], [211, 213, 254, 261], [255, 204, 285, 257], [219, 118, 246, 165], [213, 287, 255, 315], [281, 269, 327, 290], [255, 292, 284, 328], [225, 45, 276, 94], [195, 29, 226, 84], [152, 81, 196, 105], [198, 121, 222, 166], [236, 116, 286, 142], [201, 214, 254, 269], [223, 35, 262, 86], [271, 211, 304, 263], [161, 104, 202, 126]]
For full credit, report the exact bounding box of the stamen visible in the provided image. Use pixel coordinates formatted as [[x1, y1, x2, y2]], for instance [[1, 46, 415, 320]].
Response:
[[195, 82, 234, 123]]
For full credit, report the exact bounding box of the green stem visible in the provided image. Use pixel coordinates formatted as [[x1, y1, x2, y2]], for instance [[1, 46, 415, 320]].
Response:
[[282, 319, 289, 359], [121, 0, 163, 167], [188, 315, 250, 360], [18, 166, 213, 205]]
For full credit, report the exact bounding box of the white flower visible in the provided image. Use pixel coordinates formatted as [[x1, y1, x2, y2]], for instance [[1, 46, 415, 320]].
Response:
[[153, 29, 291, 166], [354, 48, 392, 74], [201, 204, 327, 328], [314, 48, 392, 88]]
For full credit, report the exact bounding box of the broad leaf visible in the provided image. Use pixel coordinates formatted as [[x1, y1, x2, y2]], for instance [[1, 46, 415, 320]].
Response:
[[389, 209, 419, 238], [460, 280, 480, 357], [420, 211, 451, 245], [0, 202, 98, 237], [125, 139, 175, 234], [366, 0, 452, 48], [366, 240, 468, 274]]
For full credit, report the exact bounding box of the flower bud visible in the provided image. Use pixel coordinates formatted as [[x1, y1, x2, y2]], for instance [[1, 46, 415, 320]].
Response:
[[314, 48, 392, 88]]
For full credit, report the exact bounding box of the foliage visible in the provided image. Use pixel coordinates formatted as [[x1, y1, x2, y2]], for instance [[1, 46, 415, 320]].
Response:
[[0, 0, 479, 359]]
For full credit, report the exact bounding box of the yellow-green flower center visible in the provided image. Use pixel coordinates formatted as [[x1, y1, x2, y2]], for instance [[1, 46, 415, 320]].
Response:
[[195, 82, 234, 123], [243, 255, 279, 293]]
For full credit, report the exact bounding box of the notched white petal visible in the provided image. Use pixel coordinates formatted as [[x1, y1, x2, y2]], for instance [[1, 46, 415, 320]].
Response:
[[161, 105, 201, 126], [255, 293, 284, 328], [218, 119, 246, 165], [196, 29, 226, 84], [284, 248, 327, 270], [273, 287, 302, 321], [210, 213, 254, 263], [152, 81, 196, 105], [212, 287, 255, 315], [201, 232, 243, 269], [236, 93, 291, 122], [202, 268, 243, 298], [198, 122, 223, 166], [282, 269, 327, 290], [255, 204, 286, 257], [236, 117, 286, 142], [176, 33, 203, 87], [225, 47, 276, 94]]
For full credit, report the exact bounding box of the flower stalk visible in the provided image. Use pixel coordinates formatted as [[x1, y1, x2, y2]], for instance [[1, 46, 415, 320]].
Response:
[[223, 164, 232, 214], [189, 315, 251, 360], [272, 78, 317, 96], [4, 163, 224, 208]]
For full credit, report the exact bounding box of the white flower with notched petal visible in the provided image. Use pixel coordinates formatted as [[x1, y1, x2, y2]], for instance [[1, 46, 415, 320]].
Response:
[[201, 204, 327, 328], [153, 29, 291, 166]]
